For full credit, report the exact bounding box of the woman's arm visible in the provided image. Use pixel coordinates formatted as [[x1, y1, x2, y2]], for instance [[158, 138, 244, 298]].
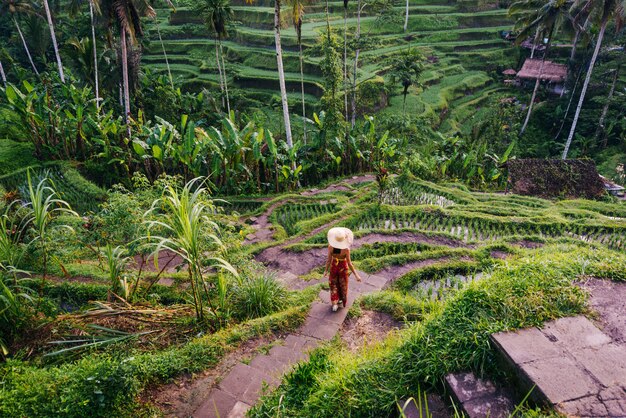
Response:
[[323, 245, 332, 277], [346, 250, 362, 282]]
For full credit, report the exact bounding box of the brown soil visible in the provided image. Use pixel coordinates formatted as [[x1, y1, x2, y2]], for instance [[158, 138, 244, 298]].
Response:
[[244, 201, 285, 245], [490, 250, 511, 260], [255, 232, 468, 278], [340, 310, 403, 353], [141, 333, 285, 417], [513, 240, 544, 249], [256, 246, 327, 276], [353, 231, 468, 248], [578, 277, 626, 344], [48, 275, 105, 284], [376, 257, 463, 281], [133, 249, 185, 274]]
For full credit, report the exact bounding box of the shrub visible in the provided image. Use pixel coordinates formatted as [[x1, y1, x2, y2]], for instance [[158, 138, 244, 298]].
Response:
[[232, 272, 286, 320]]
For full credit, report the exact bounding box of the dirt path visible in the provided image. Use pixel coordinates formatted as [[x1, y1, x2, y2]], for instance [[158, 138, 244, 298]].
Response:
[[299, 175, 375, 196], [243, 201, 284, 245], [244, 175, 375, 245], [145, 333, 287, 417], [255, 232, 467, 282], [579, 277, 626, 344], [340, 310, 403, 353]]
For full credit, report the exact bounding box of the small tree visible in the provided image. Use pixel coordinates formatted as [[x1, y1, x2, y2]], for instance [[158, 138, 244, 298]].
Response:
[[144, 177, 237, 323], [387, 49, 425, 114]]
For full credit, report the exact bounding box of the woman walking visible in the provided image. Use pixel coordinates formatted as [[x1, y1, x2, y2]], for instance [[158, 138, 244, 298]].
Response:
[[323, 227, 362, 312]]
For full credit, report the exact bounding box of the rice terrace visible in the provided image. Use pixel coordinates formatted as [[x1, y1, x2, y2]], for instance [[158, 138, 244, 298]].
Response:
[[0, 0, 625, 415]]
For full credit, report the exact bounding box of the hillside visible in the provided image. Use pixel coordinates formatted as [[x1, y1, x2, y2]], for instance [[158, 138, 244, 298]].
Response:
[[144, 0, 519, 133]]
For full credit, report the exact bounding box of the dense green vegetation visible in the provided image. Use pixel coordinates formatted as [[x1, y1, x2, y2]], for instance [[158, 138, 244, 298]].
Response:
[[0, 0, 624, 415]]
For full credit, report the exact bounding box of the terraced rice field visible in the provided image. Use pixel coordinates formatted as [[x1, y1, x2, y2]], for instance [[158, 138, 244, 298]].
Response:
[[143, 0, 519, 131], [246, 175, 626, 303]]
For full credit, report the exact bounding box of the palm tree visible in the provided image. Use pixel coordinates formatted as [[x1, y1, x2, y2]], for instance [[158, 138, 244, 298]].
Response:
[[343, 0, 349, 121], [0, 60, 6, 87], [1, 0, 40, 75], [153, 10, 174, 89], [351, 0, 365, 128], [562, 0, 625, 158], [69, 0, 101, 106], [197, 0, 232, 114], [595, 65, 620, 146], [99, 0, 156, 132], [273, 0, 294, 148], [387, 48, 424, 114], [288, 0, 307, 142], [150, 0, 178, 89], [41, 0, 65, 82], [509, 0, 571, 135], [404, 0, 409, 32]]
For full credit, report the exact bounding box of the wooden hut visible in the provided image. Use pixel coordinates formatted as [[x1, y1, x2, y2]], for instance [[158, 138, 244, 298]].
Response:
[[516, 58, 567, 95]]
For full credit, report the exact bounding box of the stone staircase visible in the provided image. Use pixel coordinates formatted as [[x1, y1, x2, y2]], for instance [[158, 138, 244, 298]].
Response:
[[491, 316, 626, 417], [191, 271, 389, 418]]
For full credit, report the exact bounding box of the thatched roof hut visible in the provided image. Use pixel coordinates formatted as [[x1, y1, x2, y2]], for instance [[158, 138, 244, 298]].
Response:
[[516, 59, 567, 83]]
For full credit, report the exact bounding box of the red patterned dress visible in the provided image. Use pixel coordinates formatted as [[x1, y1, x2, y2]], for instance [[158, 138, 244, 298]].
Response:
[[329, 257, 350, 305]]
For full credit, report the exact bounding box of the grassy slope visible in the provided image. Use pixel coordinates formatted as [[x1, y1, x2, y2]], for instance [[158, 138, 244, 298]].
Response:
[[143, 0, 519, 132], [0, 139, 106, 213]]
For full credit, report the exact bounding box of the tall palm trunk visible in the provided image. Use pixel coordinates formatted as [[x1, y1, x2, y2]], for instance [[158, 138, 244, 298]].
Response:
[[42, 0, 65, 82], [554, 64, 583, 140], [274, 0, 293, 148], [120, 27, 131, 137], [215, 38, 226, 110], [154, 13, 173, 89], [562, 18, 607, 159], [14, 17, 39, 75], [351, 0, 362, 128], [219, 39, 231, 114], [595, 65, 619, 148], [520, 26, 554, 136], [570, 16, 590, 62], [343, 0, 349, 121], [404, 0, 409, 32], [296, 21, 307, 143], [89, 1, 100, 107], [0, 60, 6, 87]]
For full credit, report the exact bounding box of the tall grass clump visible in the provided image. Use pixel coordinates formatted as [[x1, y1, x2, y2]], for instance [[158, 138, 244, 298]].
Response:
[[0, 269, 35, 357], [232, 271, 286, 320], [251, 244, 626, 417], [144, 177, 237, 323], [24, 169, 78, 285]]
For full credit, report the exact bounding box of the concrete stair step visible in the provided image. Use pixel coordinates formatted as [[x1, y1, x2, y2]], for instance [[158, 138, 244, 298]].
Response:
[[193, 388, 238, 418], [444, 372, 514, 418], [490, 316, 626, 417], [299, 314, 341, 340], [398, 393, 449, 418], [283, 334, 319, 351], [218, 363, 279, 405], [248, 354, 292, 376]]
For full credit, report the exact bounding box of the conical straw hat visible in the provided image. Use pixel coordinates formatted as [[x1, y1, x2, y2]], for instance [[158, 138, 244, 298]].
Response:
[[327, 227, 354, 250]]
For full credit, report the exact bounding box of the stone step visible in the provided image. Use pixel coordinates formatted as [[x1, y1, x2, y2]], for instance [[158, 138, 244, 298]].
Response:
[[227, 401, 251, 418], [398, 394, 449, 418], [283, 334, 319, 351], [194, 388, 239, 418], [299, 314, 341, 340], [218, 363, 279, 405], [491, 316, 626, 417], [248, 354, 292, 377], [268, 345, 308, 363], [308, 302, 350, 325], [444, 372, 514, 418]]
